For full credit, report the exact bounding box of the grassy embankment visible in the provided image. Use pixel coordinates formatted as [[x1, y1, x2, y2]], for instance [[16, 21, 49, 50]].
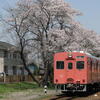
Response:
[[0, 82, 40, 99], [0, 82, 55, 99], [0, 82, 39, 94]]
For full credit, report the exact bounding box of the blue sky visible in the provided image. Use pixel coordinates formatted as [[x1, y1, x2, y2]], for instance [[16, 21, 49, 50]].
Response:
[[67, 0, 100, 33], [0, 0, 100, 34]]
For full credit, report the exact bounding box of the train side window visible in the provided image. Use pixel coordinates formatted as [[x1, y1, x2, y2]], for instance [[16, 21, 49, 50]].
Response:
[[76, 61, 84, 69], [56, 61, 64, 69], [90, 61, 92, 71], [68, 63, 73, 69]]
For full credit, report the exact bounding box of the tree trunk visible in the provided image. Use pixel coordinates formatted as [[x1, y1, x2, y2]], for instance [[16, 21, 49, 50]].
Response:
[[20, 50, 40, 85], [41, 61, 50, 85]]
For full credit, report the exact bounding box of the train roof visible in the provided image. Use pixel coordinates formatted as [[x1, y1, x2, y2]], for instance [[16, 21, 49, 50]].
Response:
[[87, 54, 100, 60], [54, 51, 100, 60]]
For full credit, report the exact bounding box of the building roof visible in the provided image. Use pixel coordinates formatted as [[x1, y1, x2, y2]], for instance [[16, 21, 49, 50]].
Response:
[[0, 41, 18, 51]]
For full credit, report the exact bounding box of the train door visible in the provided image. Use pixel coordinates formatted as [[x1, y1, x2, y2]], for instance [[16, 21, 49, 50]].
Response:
[[66, 60, 75, 83]]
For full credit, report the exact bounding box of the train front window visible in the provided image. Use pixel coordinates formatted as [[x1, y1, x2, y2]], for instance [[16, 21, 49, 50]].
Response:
[[68, 63, 73, 69], [56, 61, 64, 69], [76, 61, 84, 69]]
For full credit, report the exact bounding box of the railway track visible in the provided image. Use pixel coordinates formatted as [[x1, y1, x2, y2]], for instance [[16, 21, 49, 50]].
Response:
[[43, 91, 100, 100], [43, 93, 78, 100], [48, 94, 76, 100]]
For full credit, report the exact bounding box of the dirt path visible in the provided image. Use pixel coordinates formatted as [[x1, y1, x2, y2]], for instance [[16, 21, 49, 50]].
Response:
[[1, 89, 100, 100], [0, 89, 56, 100]]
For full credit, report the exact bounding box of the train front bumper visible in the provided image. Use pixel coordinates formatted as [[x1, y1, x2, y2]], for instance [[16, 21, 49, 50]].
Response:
[[56, 84, 87, 92]]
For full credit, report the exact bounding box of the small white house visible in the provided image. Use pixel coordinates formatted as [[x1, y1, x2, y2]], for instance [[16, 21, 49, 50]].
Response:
[[0, 41, 25, 76]]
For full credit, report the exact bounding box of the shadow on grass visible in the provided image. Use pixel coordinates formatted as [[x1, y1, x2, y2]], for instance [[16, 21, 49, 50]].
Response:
[[0, 96, 4, 99]]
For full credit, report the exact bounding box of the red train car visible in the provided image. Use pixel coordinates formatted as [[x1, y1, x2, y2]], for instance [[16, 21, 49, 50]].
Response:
[[54, 51, 100, 92]]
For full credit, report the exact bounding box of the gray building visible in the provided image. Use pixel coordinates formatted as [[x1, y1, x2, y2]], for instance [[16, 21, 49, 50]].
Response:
[[0, 41, 24, 76]]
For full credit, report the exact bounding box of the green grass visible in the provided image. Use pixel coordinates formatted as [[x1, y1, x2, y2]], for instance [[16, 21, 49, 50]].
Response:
[[0, 96, 3, 99], [0, 82, 38, 94]]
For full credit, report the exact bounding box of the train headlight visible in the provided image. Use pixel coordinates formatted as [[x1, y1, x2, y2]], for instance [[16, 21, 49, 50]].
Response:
[[68, 52, 73, 58]]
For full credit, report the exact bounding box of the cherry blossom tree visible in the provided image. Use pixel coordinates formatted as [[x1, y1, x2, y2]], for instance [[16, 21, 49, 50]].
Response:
[[3, 0, 100, 85], [16, 0, 80, 84]]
